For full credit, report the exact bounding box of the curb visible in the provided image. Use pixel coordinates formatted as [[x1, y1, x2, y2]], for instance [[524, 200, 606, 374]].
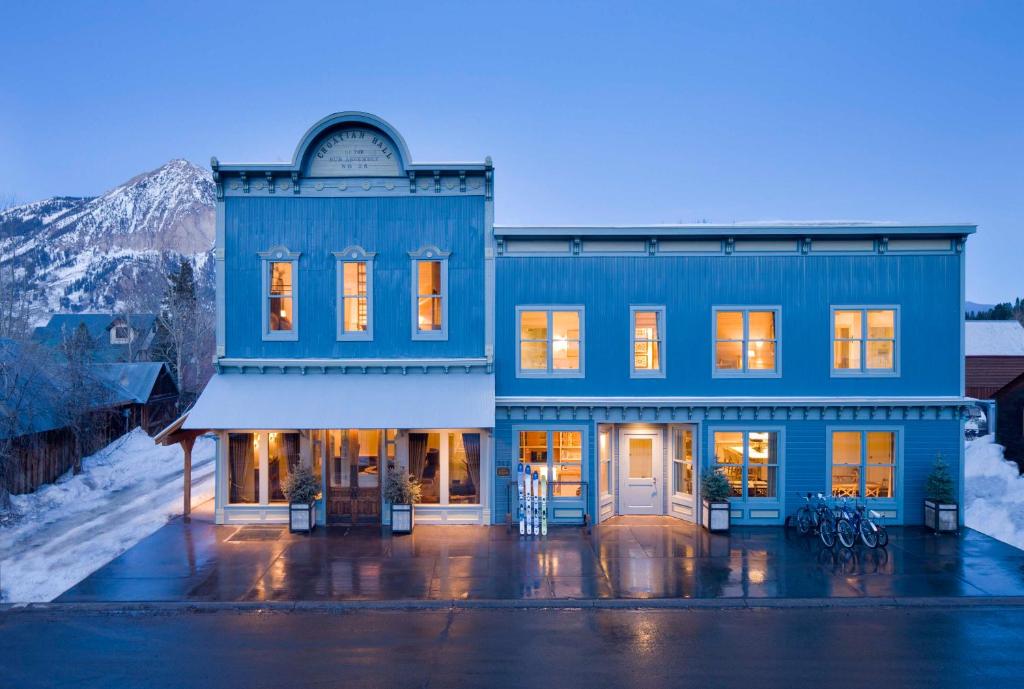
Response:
[[4, 595, 1024, 615]]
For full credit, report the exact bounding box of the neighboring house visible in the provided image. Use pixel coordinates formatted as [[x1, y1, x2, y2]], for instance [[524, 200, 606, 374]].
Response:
[[175, 111, 973, 528], [33, 313, 158, 363], [93, 363, 179, 435], [992, 372, 1024, 469], [965, 320, 1024, 398], [1, 340, 178, 494]]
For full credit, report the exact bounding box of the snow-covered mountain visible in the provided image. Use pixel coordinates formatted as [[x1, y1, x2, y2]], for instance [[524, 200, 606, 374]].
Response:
[[0, 159, 215, 315]]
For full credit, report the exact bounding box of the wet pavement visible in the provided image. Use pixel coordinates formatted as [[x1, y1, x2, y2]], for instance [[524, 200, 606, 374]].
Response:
[[5, 606, 1024, 688], [57, 501, 1024, 603]]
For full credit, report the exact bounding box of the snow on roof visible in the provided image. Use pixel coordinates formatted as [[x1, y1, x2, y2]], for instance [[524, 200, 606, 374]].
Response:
[[965, 321, 1024, 356]]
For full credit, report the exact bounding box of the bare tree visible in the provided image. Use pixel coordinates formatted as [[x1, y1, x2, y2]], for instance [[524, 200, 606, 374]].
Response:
[[154, 258, 214, 409], [0, 339, 57, 510], [57, 323, 108, 475], [113, 261, 164, 362], [0, 195, 39, 340]]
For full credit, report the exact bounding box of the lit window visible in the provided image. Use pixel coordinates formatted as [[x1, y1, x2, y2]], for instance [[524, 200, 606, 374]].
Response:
[[517, 430, 583, 499], [831, 430, 896, 499], [268, 432, 301, 503], [631, 307, 664, 376], [228, 432, 258, 504], [407, 431, 479, 506], [417, 261, 442, 331], [260, 247, 300, 340], [712, 431, 779, 499], [598, 426, 612, 497], [714, 308, 778, 374], [671, 426, 694, 497], [833, 308, 896, 373], [517, 308, 583, 375], [335, 249, 375, 341], [409, 247, 449, 340]]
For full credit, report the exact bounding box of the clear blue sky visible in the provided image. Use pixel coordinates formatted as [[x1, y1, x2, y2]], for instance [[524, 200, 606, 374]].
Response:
[[1, 1, 1021, 302]]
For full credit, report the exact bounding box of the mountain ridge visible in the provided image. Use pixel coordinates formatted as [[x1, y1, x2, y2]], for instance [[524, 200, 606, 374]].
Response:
[[0, 159, 216, 318]]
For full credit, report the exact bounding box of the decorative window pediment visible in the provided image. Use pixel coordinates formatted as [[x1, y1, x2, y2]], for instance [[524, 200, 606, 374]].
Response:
[[408, 245, 451, 260]]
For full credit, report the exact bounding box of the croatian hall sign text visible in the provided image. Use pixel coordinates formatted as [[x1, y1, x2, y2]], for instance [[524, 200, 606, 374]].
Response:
[[307, 127, 402, 177]]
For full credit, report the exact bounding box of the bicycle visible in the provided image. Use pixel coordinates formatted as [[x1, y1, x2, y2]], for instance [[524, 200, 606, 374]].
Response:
[[835, 498, 877, 549]]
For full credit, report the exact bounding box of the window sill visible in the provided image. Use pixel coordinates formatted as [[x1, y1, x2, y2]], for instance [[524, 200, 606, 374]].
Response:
[[830, 370, 899, 378], [412, 331, 448, 341], [263, 331, 298, 342], [630, 370, 666, 379], [516, 371, 585, 379], [712, 370, 781, 379], [337, 332, 373, 342]]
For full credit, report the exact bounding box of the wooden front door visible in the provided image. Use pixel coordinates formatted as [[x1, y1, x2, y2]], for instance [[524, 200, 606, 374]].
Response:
[[326, 430, 382, 525]]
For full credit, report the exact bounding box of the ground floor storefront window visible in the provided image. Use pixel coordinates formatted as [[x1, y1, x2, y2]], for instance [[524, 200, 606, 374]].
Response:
[[830, 430, 896, 499], [228, 430, 311, 506], [228, 432, 257, 504], [712, 431, 779, 498], [517, 430, 583, 497], [410, 431, 481, 506]]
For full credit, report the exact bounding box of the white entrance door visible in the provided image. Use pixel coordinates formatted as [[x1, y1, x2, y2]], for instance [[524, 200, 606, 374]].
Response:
[[618, 430, 663, 515]]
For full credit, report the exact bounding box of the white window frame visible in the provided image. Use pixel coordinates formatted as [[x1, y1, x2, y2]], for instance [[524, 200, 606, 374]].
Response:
[[334, 246, 375, 341], [670, 425, 695, 498], [830, 305, 900, 377], [515, 305, 586, 378], [630, 305, 666, 378], [709, 428, 784, 501], [826, 427, 902, 506], [409, 245, 450, 341], [516, 427, 586, 501], [711, 306, 781, 378], [598, 424, 613, 498], [110, 322, 131, 344], [259, 245, 300, 342]]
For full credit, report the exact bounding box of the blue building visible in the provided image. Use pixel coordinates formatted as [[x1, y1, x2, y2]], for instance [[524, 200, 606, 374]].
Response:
[[182, 112, 973, 528]]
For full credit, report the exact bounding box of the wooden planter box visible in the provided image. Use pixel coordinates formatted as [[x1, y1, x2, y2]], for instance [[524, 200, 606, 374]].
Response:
[[924, 499, 958, 533], [289, 500, 316, 533], [391, 503, 414, 534], [702, 499, 731, 533]]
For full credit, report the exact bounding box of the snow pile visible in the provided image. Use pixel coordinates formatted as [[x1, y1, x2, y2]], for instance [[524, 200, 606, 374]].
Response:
[[0, 428, 215, 603], [965, 435, 1024, 551]]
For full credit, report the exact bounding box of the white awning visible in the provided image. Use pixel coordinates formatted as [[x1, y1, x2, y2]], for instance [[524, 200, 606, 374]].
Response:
[[183, 372, 494, 430]]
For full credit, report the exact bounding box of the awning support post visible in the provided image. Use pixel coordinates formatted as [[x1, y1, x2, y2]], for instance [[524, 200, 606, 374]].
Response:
[[182, 436, 196, 521]]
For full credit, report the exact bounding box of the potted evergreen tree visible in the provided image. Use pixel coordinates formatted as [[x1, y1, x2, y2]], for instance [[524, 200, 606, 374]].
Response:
[[701, 467, 732, 533], [282, 467, 320, 534], [385, 462, 421, 535], [924, 453, 958, 533]]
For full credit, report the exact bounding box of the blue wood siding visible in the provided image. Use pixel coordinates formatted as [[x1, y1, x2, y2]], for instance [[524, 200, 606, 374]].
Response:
[[495, 254, 961, 397], [492, 419, 593, 525], [224, 196, 485, 359], [491, 417, 960, 526]]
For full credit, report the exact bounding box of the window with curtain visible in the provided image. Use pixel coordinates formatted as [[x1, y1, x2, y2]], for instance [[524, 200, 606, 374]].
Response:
[[268, 432, 301, 502], [713, 431, 779, 499], [714, 308, 778, 374], [228, 433, 257, 504], [449, 432, 481, 505], [833, 308, 896, 373], [409, 432, 441, 504]]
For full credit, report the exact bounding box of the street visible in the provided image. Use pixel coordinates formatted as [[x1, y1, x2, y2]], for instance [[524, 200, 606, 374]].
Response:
[[3, 605, 1022, 688]]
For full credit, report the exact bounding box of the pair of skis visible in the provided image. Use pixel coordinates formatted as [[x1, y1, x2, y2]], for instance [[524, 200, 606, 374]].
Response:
[[517, 462, 547, 536]]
